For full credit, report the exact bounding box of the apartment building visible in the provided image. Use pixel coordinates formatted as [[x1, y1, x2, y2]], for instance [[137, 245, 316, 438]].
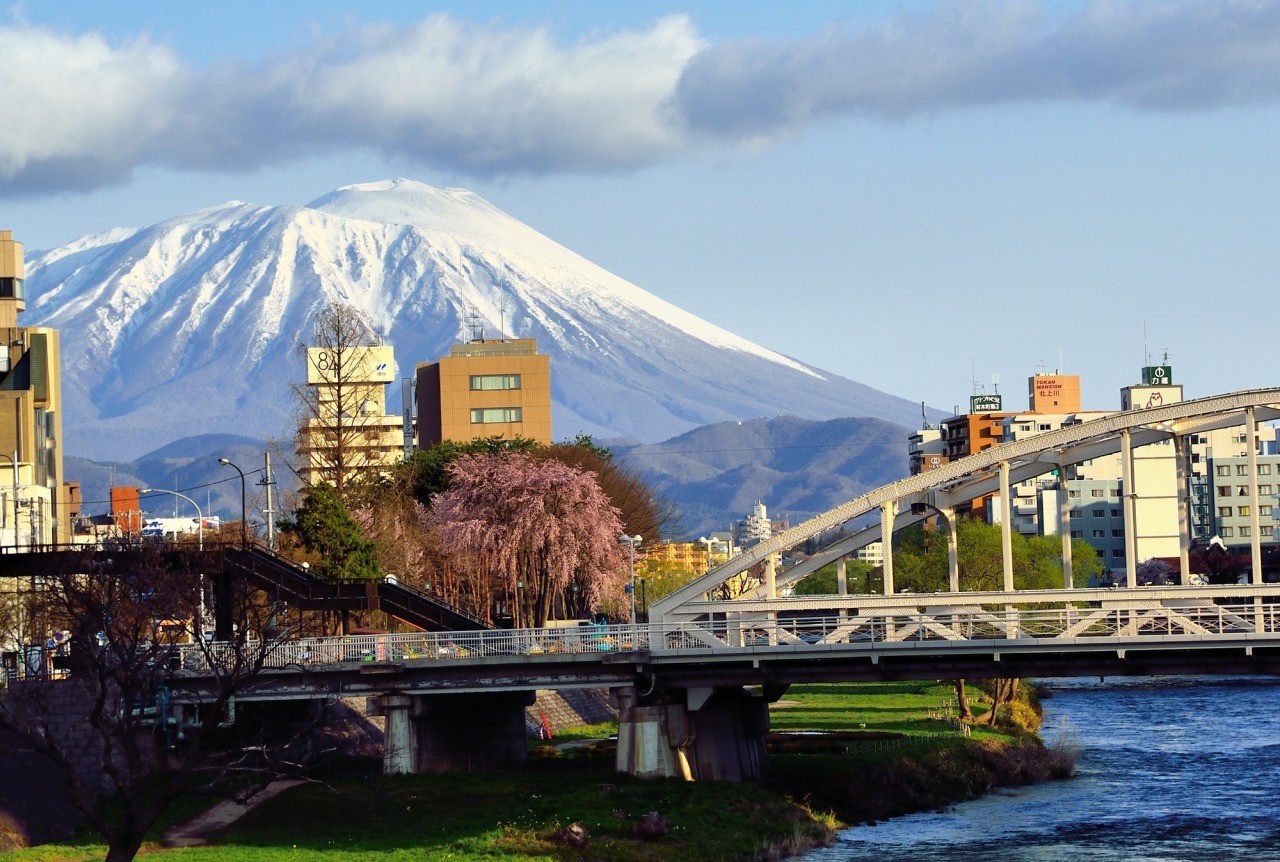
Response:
[[0, 230, 69, 548]]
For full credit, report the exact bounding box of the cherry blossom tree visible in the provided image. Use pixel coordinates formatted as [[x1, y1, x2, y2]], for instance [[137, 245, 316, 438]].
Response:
[[430, 452, 628, 627]]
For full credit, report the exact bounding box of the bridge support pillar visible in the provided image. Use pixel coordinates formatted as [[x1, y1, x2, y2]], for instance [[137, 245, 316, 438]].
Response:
[[614, 685, 770, 782], [371, 690, 535, 775]]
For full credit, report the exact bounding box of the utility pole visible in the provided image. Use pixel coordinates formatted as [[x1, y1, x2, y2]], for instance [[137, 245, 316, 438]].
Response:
[[259, 452, 277, 551]]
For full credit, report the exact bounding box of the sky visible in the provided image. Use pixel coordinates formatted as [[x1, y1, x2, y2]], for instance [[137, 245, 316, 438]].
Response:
[[4, 0, 1280, 417]]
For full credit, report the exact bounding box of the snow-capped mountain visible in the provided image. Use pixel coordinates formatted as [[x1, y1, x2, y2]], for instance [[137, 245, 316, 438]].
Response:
[[26, 179, 926, 461]]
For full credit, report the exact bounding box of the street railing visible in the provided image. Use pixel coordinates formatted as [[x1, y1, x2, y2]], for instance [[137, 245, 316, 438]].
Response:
[[160, 597, 1280, 673]]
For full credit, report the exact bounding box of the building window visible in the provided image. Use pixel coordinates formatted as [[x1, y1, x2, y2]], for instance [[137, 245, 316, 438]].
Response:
[[1260, 485, 1273, 496], [1237, 464, 1249, 476], [1112, 549, 1126, 558], [1238, 486, 1250, 496], [1262, 505, 1273, 517], [1239, 506, 1250, 517], [1219, 506, 1233, 518], [1092, 529, 1106, 538], [1111, 529, 1124, 537], [1068, 490, 1081, 498], [1091, 489, 1105, 498], [1218, 486, 1232, 497], [1111, 508, 1122, 517], [471, 407, 523, 424], [0, 277, 22, 300], [470, 374, 522, 391], [1092, 509, 1105, 518], [1217, 465, 1231, 476], [1222, 527, 1234, 537], [1240, 526, 1252, 538], [1260, 464, 1272, 476], [1071, 530, 1083, 538], [1263, 526, 1274, 537]]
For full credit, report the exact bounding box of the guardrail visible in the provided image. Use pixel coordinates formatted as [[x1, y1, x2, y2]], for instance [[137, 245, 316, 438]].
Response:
[[159, 599, 1280, 674]]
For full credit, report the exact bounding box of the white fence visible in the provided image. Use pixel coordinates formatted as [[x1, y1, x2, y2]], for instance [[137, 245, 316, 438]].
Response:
[[164, 598, 1280, 673]]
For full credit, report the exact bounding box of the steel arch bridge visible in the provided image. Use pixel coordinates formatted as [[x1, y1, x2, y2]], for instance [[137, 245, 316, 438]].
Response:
[[650, 387, 1280, 631]]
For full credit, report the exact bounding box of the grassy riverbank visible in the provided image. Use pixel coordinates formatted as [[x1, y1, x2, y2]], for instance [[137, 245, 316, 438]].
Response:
[[0, 682, 1074, 862]]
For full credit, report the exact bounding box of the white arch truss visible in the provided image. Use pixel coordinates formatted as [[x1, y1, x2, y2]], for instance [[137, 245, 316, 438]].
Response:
[[651, 387, 1280, 622]]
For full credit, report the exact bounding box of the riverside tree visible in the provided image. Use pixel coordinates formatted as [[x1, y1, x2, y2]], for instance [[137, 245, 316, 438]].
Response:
[[0, 549, 316, 862], [429, 452, 627, 627], [892, 519, 1104, 593], [292, 482, 381, 582]]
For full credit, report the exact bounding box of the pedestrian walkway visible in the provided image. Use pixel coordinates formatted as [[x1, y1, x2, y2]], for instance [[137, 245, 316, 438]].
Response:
[[162, 779, 305, 847]]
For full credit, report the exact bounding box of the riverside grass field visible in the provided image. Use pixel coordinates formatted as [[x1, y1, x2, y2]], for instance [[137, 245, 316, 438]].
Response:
[[0, 682, 1057, 862]]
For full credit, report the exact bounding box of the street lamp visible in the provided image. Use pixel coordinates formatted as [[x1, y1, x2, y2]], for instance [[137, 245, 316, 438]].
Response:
[[698, 536, 715, 573], [218, 458, 248, 548], [139, 488, 204, 551], [619, 534, 642, 625]]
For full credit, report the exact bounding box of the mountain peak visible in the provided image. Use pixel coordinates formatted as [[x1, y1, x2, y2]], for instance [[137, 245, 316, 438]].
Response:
[[306, 178, 510, 237], [25, 179, 928, 460]]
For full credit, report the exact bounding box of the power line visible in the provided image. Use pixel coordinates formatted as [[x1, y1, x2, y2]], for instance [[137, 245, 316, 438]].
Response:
[[76, 467, 267, 510]]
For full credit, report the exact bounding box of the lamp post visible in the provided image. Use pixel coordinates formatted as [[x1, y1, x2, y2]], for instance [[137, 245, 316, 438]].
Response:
[[698, 536, 715, 573], [139, 488, 204, 551], [619, 534, 642, 625], [218, 458, 248, 548]]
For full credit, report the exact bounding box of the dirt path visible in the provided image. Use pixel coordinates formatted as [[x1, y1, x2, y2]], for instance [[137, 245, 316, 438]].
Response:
[[161, 779, 306, 848]]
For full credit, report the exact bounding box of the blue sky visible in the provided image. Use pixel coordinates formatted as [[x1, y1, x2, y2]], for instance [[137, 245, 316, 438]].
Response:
[[5, 1, 1279, 417]]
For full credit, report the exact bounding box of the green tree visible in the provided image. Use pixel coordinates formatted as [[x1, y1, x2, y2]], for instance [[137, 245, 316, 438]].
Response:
[[792, 559, 881, 595], [293, 483, 381, 581], [891, 519, 1101, 593]]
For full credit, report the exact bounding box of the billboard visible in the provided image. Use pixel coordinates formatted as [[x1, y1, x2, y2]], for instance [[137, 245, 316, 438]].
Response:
[[306, 346, 396, 385], [970, 394, 1003, 413]]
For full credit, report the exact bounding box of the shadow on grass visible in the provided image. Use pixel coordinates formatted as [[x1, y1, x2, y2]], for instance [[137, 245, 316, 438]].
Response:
[[208, 756, 829, 861]]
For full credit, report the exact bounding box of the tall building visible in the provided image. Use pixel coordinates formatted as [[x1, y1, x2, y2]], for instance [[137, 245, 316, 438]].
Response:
[[0, 230, 67, 548], [414, 338, 552, 448], [296, 344, 405, 490]]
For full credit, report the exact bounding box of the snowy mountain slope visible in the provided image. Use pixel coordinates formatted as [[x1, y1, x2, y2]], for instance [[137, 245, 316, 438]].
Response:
[[25, 178, 929, 460]]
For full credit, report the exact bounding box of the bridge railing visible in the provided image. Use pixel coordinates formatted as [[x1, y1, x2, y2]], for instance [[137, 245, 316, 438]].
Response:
[[163, 599, 1280, 673]]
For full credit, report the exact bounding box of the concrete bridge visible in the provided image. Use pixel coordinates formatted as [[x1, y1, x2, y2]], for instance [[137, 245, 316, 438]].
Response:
[[163, 580, 1280, 780]]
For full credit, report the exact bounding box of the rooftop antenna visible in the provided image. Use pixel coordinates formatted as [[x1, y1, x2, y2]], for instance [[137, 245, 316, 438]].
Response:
[[971, 359, 980, 395], [499, 301, 508, 342], [921, 401, 932, 430], [1036, 359, 1047, 375], [465, 306, 484, 342], [1143, 322, 1149, 368], [1058, 346, 1063, 375], [992, 373, 1000, 395]]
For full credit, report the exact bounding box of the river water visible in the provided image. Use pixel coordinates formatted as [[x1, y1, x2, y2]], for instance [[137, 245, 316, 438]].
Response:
[[802, 676, 1280, 862]]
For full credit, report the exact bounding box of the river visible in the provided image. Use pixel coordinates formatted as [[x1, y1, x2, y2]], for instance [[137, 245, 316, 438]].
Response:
[[801, 676, 1280, 862]]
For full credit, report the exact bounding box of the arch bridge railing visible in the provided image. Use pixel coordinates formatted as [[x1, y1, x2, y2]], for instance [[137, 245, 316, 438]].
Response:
[[147, 585, 1280, 675]]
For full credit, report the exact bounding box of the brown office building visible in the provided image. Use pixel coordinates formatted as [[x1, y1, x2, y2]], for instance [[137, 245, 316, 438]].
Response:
[[415, 339, 552, 448]]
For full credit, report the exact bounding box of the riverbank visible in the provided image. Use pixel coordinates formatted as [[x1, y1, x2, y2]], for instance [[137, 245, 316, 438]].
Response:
[[0, 681, 1074, 861]]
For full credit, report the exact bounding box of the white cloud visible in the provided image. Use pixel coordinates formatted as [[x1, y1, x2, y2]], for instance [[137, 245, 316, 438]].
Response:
[[5, 3, 1280, 196], [0, 25, 184, 192]]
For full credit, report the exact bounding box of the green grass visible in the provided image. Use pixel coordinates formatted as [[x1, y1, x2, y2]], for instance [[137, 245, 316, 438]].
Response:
[[1, 682, 1047, 861], [0, 757, 833, 862], [768, 681, 1008, 742]]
